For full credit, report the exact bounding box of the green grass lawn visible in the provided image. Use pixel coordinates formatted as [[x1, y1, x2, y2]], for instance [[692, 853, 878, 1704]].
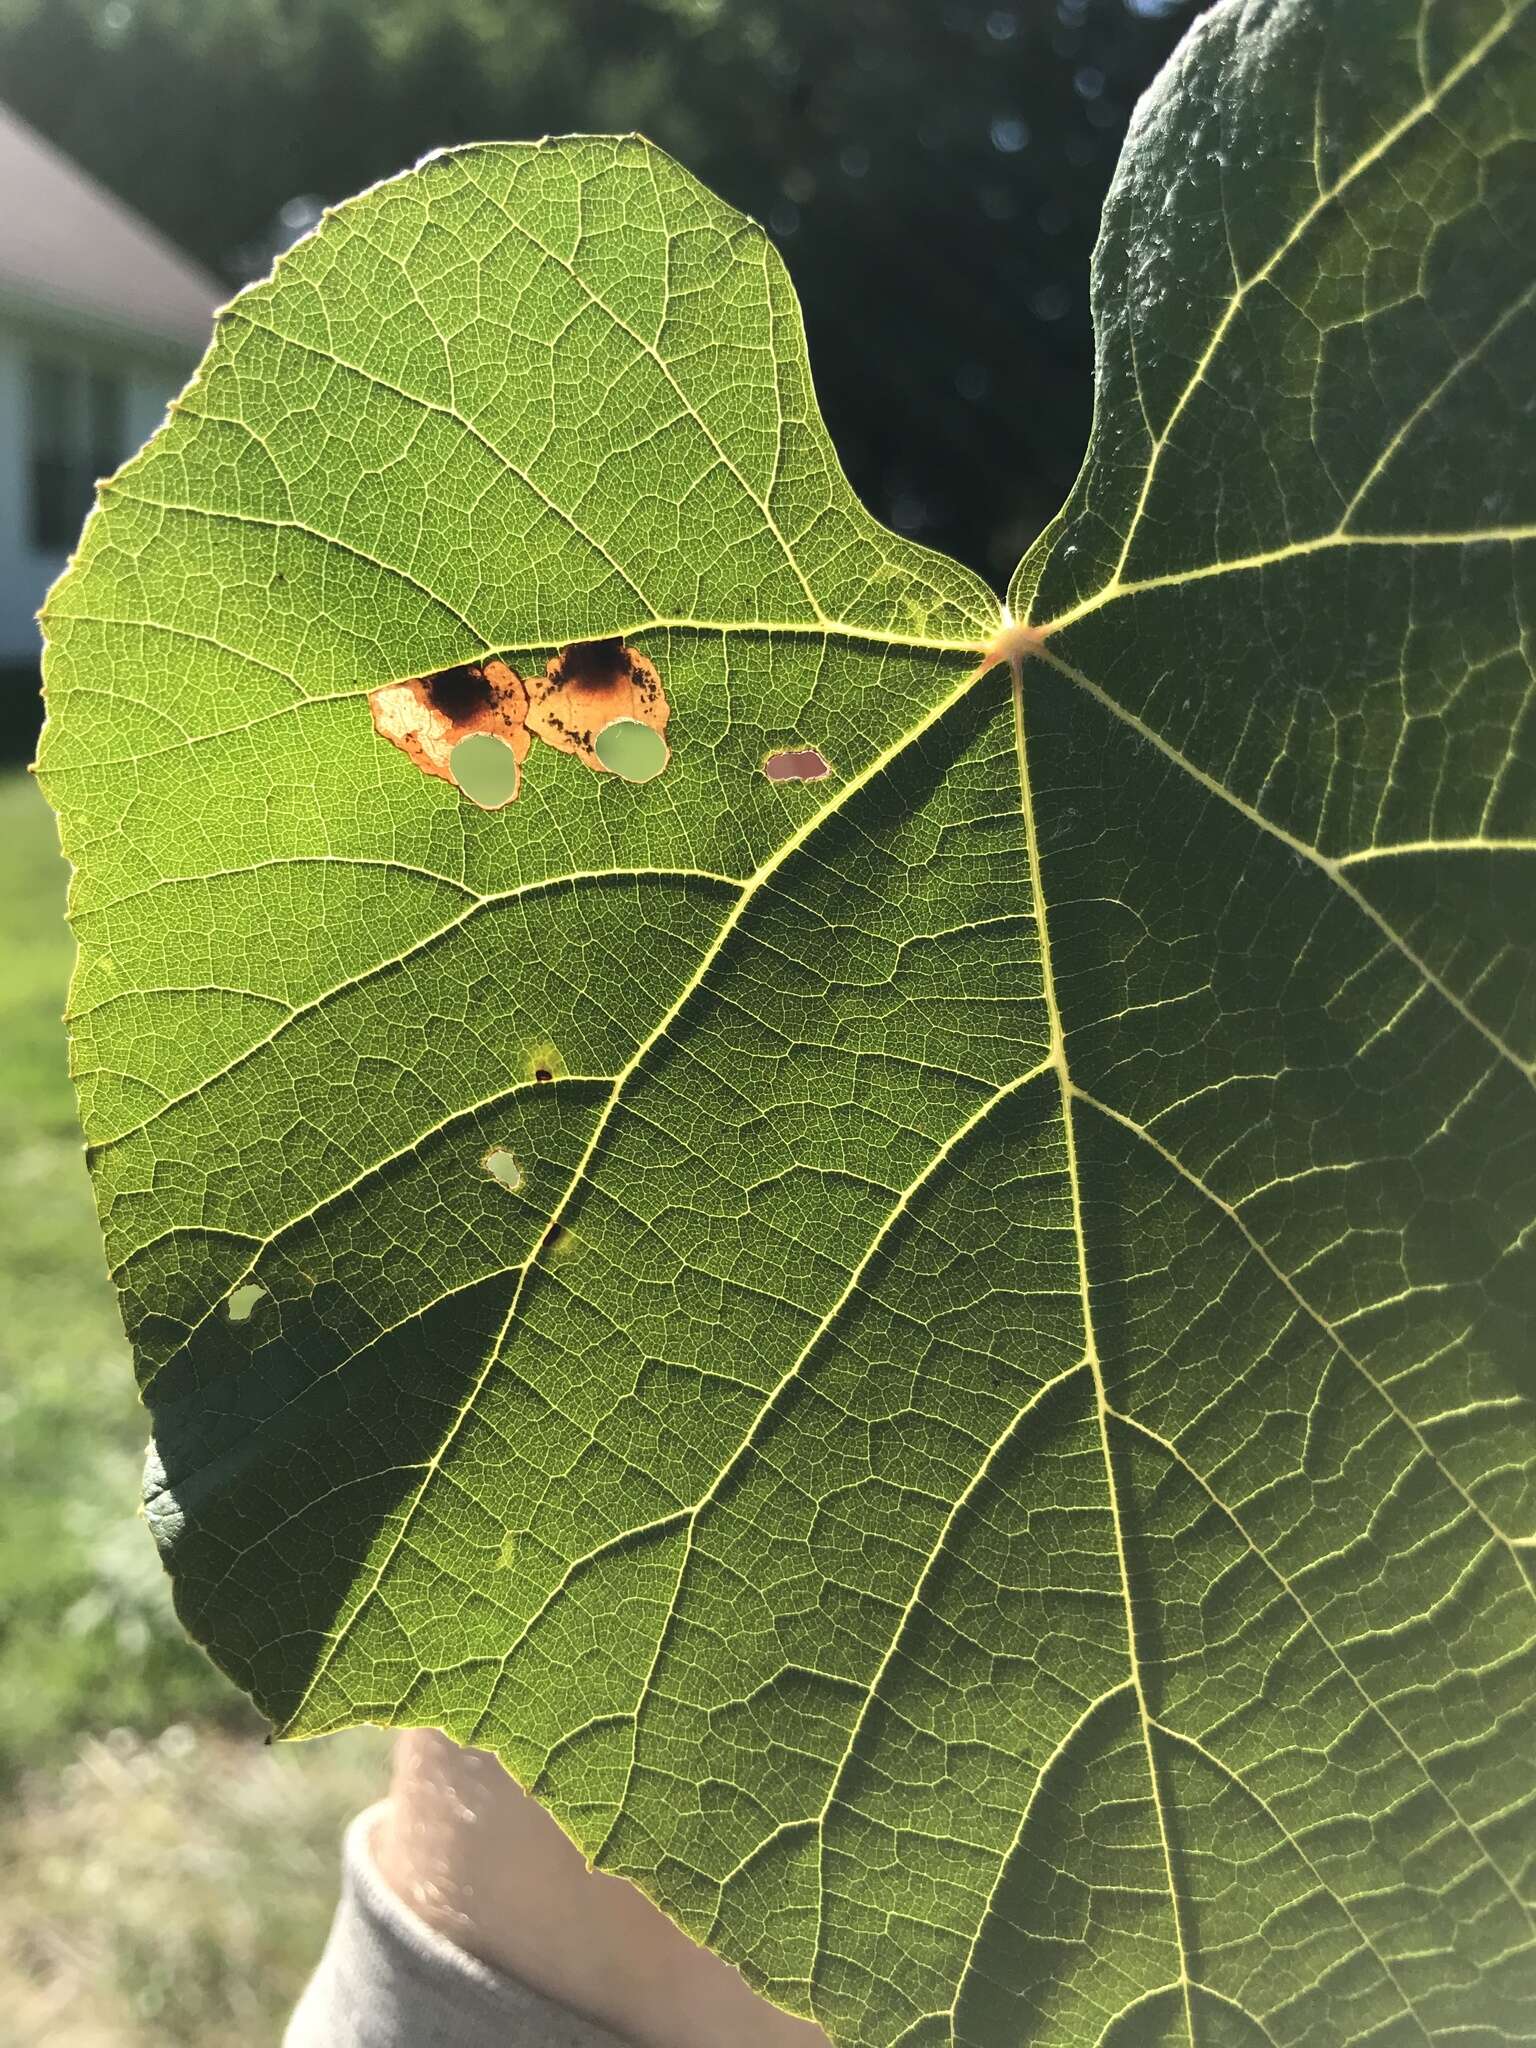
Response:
[[0, 770, 388, 2046]]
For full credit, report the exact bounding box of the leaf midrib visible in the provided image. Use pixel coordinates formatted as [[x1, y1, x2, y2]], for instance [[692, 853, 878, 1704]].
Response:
[[1008, 644, 1203, 2042]]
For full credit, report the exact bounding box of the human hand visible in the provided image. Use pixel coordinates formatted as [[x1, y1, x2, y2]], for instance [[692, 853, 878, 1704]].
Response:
[[373, 1730, 828, 2048]]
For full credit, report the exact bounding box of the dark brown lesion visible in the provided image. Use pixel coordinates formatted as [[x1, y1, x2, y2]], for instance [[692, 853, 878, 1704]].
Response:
[[369, 656, 531, 793], [423, 662, 499, 722], [528, 636, 670, 772], [547, 637, 632, 690]]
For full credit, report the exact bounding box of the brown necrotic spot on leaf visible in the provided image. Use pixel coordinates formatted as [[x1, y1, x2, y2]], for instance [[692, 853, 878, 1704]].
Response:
[[763, 746, 833, 782], [427, 662, 498, 721], [528, 637, 670, 776], [526, 1039, 564, 1085], [541, 1224, 580, 1264], [550, 637, 631, 690], [370, 657, 530, 803]]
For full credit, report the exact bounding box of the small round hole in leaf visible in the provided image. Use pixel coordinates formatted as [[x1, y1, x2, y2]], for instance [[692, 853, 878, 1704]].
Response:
[[593, 717, 668, 782], [226, 1282, 267, 1324], [483, 1148, 524, 1191], [450, 732, 521, 808]]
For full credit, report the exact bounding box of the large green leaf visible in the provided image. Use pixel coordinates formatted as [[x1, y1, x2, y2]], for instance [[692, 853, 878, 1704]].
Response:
[[37, 1, 1536, 2040]]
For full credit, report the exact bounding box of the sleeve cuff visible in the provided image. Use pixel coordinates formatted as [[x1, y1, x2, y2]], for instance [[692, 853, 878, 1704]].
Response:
[[284, 1801, 633, 2048]]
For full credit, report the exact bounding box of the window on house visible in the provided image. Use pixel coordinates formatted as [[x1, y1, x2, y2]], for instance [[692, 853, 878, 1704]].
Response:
[[27, 355, 126, 552]]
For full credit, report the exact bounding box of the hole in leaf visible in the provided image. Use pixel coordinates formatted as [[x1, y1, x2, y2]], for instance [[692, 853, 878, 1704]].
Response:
[[594, 717, 669, 782], [528, 637, 670, 775], [226, 1282, 267, 1324], [763, 746, 833, 782], [450, 732, 522, 809], [483, 1148, 524, 1191], [534, 1068, 553, 1084]]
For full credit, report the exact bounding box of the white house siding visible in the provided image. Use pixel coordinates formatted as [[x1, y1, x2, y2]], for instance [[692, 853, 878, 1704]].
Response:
[[0, 307, 199, 663]]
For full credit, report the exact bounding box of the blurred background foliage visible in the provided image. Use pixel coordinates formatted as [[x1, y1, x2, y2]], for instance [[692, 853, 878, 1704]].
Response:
[[0, 0, 1204, 582], [0, 3, 1206, 2038]]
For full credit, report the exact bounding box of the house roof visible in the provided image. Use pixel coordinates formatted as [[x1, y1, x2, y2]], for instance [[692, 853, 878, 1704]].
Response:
[[0, 101, 223, 352]]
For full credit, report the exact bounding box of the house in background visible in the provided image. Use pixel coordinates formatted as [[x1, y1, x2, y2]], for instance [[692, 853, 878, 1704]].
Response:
[[0, 101, 222, 663]]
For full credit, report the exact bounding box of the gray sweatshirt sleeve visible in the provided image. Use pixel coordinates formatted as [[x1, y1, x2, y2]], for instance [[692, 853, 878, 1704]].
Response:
[[284, 1805, 632, 2048]]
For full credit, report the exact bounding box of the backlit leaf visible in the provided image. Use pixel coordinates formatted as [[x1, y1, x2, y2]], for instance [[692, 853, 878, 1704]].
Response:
[[38, 3, 1536, 2040]]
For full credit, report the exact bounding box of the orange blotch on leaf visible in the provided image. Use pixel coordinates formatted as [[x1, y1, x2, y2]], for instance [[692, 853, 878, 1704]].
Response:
[[527, 637, 670, 775], [370, 657, 531, 804]]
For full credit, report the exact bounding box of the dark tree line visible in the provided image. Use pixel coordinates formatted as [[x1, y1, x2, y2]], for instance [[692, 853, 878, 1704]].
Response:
[[1, 0, 1203, 580]]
